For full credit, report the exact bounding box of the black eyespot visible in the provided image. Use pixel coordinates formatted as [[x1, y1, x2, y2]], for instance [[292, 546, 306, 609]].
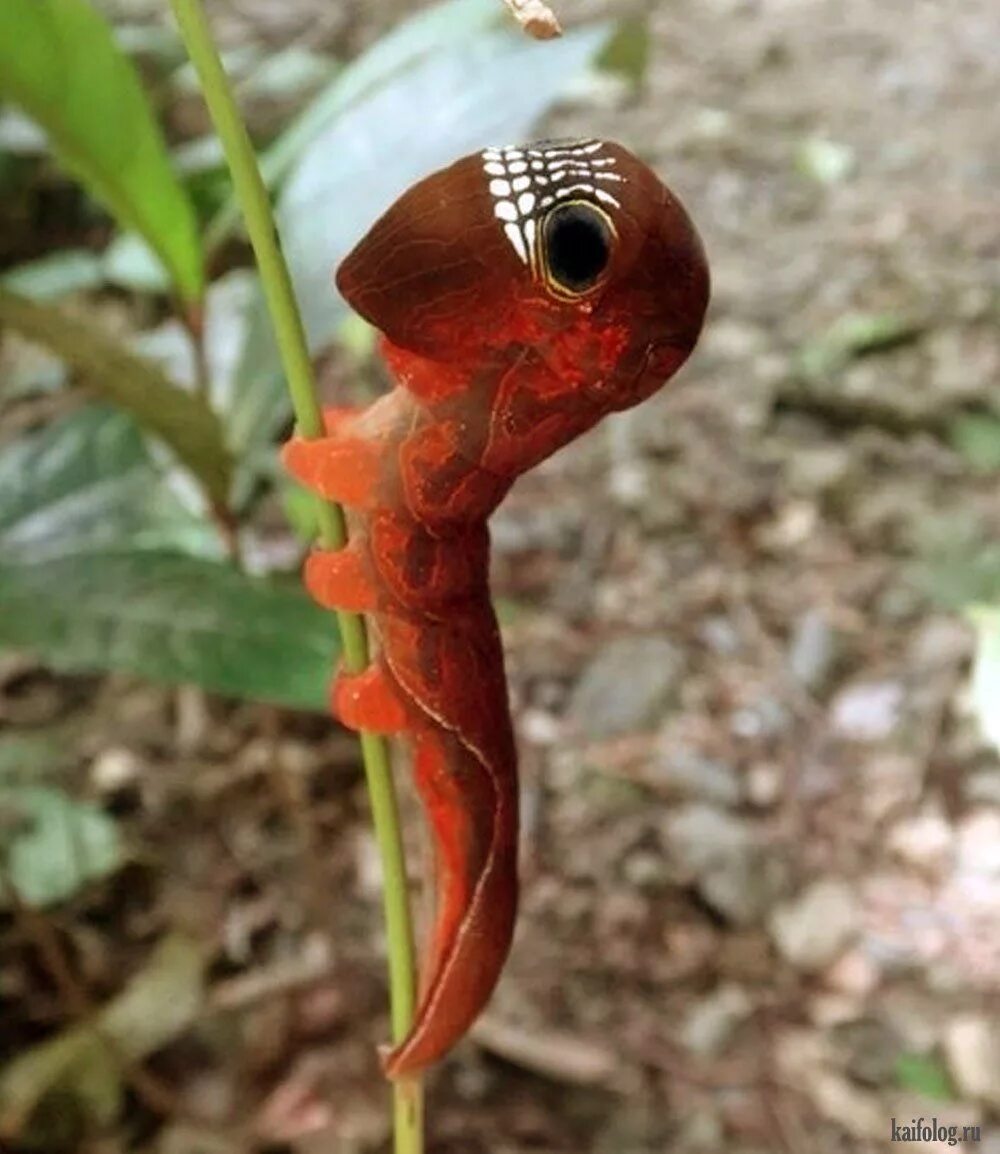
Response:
[[543, 202, 613, 296]]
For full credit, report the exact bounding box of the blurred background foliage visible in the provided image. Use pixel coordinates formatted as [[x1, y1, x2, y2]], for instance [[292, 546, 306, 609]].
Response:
[[0, 0, 998, 1150]]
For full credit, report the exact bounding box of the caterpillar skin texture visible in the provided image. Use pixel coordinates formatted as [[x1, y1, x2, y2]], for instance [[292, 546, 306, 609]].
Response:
[[283, 138, 709, 1078]]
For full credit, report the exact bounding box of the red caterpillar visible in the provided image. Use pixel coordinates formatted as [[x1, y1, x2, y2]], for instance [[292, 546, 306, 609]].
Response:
[[283, 138, 709, 1078]]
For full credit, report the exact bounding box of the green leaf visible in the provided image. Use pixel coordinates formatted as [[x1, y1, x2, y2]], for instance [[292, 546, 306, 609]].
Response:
[[0, 289, 232, 505], [948, 412, 1000, 474], [0, 405, 218, 562], [0, 933, 205, 1141], [596, 17, 651, 87], [911, 516, 1000, 610], [968, 607, 1000, 752], [229, 17, 611, 476], [0, 786, 122, 907], [797, 312, 923, 381], [894, 1052, 955, 1102], [0, 552, 339, 710], [0, 0, 204, 301]]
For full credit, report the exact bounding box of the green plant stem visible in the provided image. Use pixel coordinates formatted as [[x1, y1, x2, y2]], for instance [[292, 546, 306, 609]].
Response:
[[166, 1, 422, 1147]]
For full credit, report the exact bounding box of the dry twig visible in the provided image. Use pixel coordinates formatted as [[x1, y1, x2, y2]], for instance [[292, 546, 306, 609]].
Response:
[[501, 0, 562, 39]]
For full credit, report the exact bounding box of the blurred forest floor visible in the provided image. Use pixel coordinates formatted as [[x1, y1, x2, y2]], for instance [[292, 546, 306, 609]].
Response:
[[2, 0, 1000, 1151]]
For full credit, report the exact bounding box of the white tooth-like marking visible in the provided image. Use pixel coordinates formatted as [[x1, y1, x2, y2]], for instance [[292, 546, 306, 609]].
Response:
[[484, 139, 625, 265], [504, 222, 528, 263], [523, 217, 537, 258]]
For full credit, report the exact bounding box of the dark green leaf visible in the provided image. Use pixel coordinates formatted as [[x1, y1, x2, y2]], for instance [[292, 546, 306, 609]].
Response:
[[0, 552, 338, 710], [0, 289, 232, 504], [0, 405, 218, 562], [0, 0, 203, 301], [894, 1052, 955, 1102], [1, 786, 122, 908]]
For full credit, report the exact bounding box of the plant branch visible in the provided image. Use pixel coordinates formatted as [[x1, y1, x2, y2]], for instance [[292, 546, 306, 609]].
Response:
[[165, 1, 422, 1148]]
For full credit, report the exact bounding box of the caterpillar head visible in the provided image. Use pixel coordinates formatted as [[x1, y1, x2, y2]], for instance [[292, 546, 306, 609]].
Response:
[[336, 139, 709, 404]]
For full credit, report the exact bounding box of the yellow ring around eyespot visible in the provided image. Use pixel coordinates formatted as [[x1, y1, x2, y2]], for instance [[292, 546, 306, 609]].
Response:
[[536, 199, 619, 303]]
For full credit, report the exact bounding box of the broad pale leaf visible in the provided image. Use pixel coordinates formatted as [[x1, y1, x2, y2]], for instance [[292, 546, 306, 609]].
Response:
[[205, 0, 500, 247], [0, 405, 218, 562]]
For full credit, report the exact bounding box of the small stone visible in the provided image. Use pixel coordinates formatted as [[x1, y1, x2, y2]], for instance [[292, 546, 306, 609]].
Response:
[[866, 753, 925, 819], [887, 809, 954, 872], [567, 637, 684, 740], [520, 708, 562, 746], [730, 696, 792, 740], [908, 616, 973, 671], [834, 1017, 903, 1087], [698, 616, 742, 656], [823, 947, 881, 998], [664, 805, 790, 925], [830, 680, 904, 741], [622, 849, 668, 889], [90, 746, 143, 793], [654, 744, 742, 807], [679, 984, 754, 1057], [965, 768, 1000, 807], [770, 879, 860, 970], [944, 1015, 1000, 1108], [955, 810, 1000, 881], [676, 1108, 725, 1151], [746, 762, 783, 807], [810, 992, 865, 1028], [788, 608, 839, 691], [788, 445, 852, 497]]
